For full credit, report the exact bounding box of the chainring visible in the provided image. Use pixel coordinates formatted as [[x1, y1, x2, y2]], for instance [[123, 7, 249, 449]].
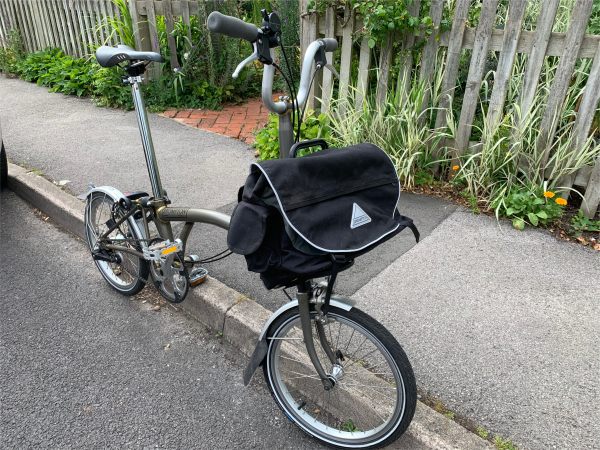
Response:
[[148, 238, 189, 303]]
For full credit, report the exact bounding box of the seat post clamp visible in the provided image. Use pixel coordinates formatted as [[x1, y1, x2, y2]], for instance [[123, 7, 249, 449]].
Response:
[[125, 75, 143, 85]]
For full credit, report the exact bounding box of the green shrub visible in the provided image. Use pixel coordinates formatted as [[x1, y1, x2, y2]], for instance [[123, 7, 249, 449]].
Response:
[[254, 110, 331, 160], [16, 48, 65, 82], [11, 47, 253, 111], [16, 49, 96, 97], [0, 29, 25, 74], [327, 79, 445, 188]]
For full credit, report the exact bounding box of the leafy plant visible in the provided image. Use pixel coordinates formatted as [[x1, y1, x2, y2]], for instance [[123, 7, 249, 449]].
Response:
[[494, 186, 565, 230], [460, 189, 481, 214], [493, 435, 518, 450], [340, 419, 358, 432], [570, 211, 600, 236], [414, 169, 435, 186], [254, 110, 332, 160], [352, 0, 433, 47], [92, 66, 133, 109], [475, 426, 489, 440], [100, 0, 135, 48]]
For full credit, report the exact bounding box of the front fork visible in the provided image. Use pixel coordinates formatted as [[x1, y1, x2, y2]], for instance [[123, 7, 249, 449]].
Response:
[[297, 282, 340, 390]]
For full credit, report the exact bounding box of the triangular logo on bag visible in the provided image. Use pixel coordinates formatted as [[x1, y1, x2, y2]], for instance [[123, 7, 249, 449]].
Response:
[[350, 203, 371, 229]]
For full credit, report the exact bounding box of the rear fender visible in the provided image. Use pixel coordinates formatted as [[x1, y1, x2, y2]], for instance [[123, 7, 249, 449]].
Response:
[[243, 296, 354, 386], [86, 186, 147, 241]]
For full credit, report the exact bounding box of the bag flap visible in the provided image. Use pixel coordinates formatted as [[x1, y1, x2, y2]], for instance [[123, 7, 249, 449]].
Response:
[[249, 143, 398, 211], [227, 202, 268, 255]]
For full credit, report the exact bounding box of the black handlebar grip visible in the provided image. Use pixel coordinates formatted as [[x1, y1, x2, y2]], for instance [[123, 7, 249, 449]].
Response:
[[320, 38, 338, 52], [207, 11, 259, 43]]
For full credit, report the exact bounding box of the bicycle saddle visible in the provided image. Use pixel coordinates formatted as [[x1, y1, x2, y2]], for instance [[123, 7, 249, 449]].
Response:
[[95, 45, 163, 68]]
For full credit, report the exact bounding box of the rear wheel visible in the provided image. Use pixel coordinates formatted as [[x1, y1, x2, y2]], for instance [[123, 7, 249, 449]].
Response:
[[84, 191, 149, 295], [263, 305, 416, 449]]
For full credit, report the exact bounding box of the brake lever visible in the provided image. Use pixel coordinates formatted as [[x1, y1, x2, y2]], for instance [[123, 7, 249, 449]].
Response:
[[324, 63, 340, 79], [233, 42, 259, 79]]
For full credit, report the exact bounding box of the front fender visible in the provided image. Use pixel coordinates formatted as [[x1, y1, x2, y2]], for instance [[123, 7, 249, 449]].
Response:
[[243, 296, 354, 386]]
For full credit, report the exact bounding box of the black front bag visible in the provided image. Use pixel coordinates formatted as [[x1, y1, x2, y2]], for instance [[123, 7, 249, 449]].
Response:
[[227, 143, 419, 289]]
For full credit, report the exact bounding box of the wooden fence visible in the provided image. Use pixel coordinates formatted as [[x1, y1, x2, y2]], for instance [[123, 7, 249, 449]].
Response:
[[1, 0, 599, 216], [0, 0, 122, 57], [301, 0, 600, 218], [0, 0, 223, 77]]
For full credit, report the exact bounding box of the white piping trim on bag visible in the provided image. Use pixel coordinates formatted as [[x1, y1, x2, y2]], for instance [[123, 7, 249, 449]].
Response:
[[251, 160, 402, 254]]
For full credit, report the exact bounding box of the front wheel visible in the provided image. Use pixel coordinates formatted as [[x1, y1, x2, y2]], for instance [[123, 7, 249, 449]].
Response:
[[85, 191, 149, 296], [263, 305, 416, 449]]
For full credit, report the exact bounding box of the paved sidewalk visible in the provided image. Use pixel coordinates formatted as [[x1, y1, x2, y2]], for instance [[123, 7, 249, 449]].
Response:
[[355, 211, 600, 450], [162, 97, 270, 143], [2, 76, 600, 449], [0, 77, 455, 312]]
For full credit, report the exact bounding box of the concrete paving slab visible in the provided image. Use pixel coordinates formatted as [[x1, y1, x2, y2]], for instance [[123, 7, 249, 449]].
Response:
[[354, 210, 600, 450]]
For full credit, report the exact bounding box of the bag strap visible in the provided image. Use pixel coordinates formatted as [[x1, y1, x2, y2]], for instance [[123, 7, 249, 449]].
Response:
[[407, 221, 420, 243], [396, 214, 420, 243]]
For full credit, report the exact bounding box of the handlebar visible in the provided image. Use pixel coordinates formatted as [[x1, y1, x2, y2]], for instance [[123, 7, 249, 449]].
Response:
[[320, 38, 338, 52], [207, 11, 338, 115], [207, 11, 260, 43]]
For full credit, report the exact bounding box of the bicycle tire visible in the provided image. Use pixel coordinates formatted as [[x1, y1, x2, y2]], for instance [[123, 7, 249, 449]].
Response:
[[263, 305, 416, 449], [0, 141, 7, 190], [84, 191, 149, 296]]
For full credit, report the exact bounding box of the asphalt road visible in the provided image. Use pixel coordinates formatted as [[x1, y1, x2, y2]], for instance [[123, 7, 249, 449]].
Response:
[[0, 190, 323, 449], [0, 191, 425, 449]]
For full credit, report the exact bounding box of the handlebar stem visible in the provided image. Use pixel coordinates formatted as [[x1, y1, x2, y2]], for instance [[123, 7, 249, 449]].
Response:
[[262, 49, 288, 114]]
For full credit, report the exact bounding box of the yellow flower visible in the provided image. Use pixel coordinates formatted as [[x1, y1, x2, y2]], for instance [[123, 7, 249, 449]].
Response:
[[452, 165, 460, 171], [555, 197, 567, 206], [543, 191, 555, 198]]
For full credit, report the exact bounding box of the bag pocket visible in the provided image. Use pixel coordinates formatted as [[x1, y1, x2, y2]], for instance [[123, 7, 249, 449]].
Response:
[[227, 201, 269, 255]]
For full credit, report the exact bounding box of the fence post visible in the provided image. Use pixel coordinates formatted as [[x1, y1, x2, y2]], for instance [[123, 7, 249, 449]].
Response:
[[419, 0, 444, 119], [486, 0, 526, 127], [337, 5, 354, 115], [396, 0, 421, 105], [518, 0, 560, 124], [536, 0, 594, 175], [128, 0, 150, 52], [454, 0, 499, 156], [319, 6, 336, 113], [433, 0, 470, 131], [375, 33, 394, 107], [300, 0, 318, 111]]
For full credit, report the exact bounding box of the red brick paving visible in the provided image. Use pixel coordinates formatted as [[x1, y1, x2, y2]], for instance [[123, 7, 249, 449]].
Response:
[[162, 97, 270, 144]]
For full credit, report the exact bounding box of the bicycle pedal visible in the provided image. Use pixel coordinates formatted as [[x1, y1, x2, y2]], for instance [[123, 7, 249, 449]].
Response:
[[184, 254, 201, 264], [143, 239, 183, 261], [189, 267, 208, 287]]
